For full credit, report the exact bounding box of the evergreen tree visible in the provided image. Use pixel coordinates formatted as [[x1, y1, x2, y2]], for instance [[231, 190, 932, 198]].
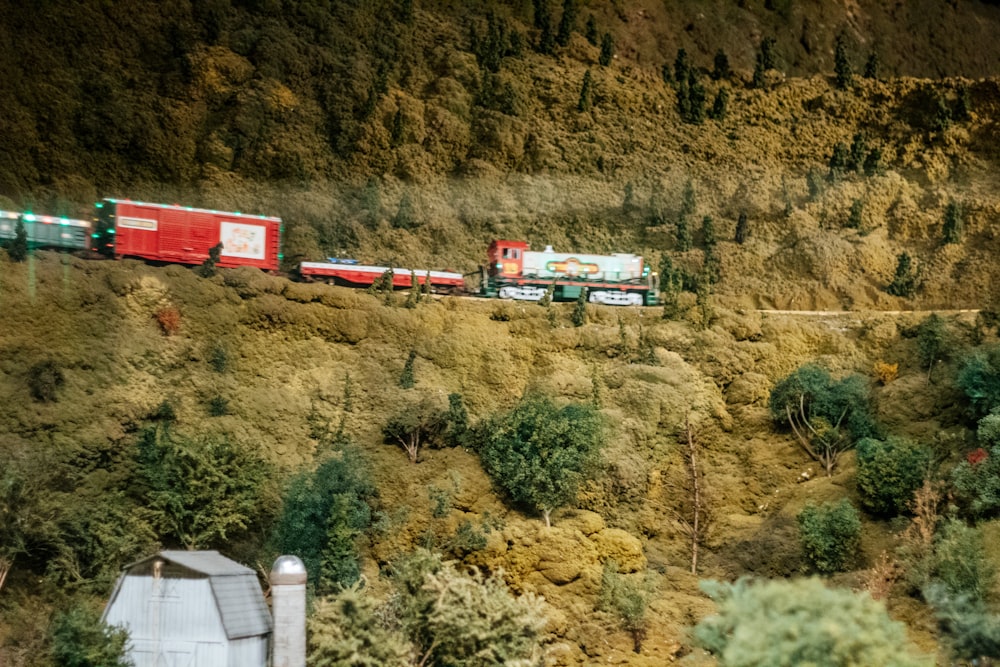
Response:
[[405, 271, 421, 308], [572, 287, 588, 326], [685, 70, 706, 124], [7, 215, 28, 262], [828, 142, 849, 181], [834, 33, 853, 89], [712, 49, 731, 80], [390, 107, 404, 146], [751, 52, 767, 89], [956, 85, 972, 121], [886, 252, 917, 297], [577, 69, 593, 111], [400, 350, 417, 388], [708, 88, 729, 121], [735, 211, 749, 244], [556, 0, 576, 47], [942, 201, 962, 244], [675, 216, 692, 252], [864, 147, 883, 176], [393, 191, 416, 229], [599, 32, 614, 66], [864, 51, 880, 79], [759, 36, 777, 70], [847, 198, 864, 229], [934, 93, 953, 131], [849, 132, 867, 172], [199, 242, 223, 278], [622, 181, 636, 213], [701, 215, 716, 248], [534, 0, 555, 54], [584, 14, 597, 45], [673, 48, 689, 85]]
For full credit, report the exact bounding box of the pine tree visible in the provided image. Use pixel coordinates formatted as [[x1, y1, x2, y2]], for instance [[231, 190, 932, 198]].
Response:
[[702, 215, 716, 248], [393, 192, 416, 229], [577, 69, 593, 111], [534, 0, 555, 54], [622, 181, 636, 213], [673, 48, 689, 85], [584, 14, 597, 45], [834, 33, 853, 89], [759, 37, 777, 70], [572, 288, 588, 326], [675, 217, 691, 252], [405, 271, 421, 308], [708, 88, 729, 121], [685, 70, 706, 124], [849, 132, 867, 172], [864, 51, 880, 79], [864, 147, 883, 176], [712, 49, 731, 80], [828, 142, 849, 182], [942, 201, 962, 244], [751, 52, 766, 89], [934, 93, 953, 131], [735, 212, 749, 244], [7, 215, 28, 262], [956, 85, 972, 121], [847, 198, 864, 230], [400, 350, 417, 388], [599, 32, 614, 66], [556, 0, 576, 47], [199, 242, 223, 278], [390, 107, 404, 146]]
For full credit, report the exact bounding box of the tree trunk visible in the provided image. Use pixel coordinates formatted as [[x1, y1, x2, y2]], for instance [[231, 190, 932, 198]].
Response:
[[542, 508, 551, 528], [685, 417, 701, 575]]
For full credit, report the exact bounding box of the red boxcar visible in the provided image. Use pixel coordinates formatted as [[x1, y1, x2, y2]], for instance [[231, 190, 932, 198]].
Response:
[[92, 199, 282, 271]]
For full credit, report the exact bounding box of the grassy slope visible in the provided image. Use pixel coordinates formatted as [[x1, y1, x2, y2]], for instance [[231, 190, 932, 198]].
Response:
[[1, 249, 992, 664]]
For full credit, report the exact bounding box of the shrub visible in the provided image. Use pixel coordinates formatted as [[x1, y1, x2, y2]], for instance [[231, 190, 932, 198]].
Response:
[[571, 287, 588, 327], [599, 560, 656, 653], [307, 584, 410, 667], [399, 349, 417, 388], [694, 578, 929, 666], [28, 360, 65, 402], [476, 393, 604, 526], [886, 252, 917, 297], [931, 519, 996, 601], [873, 360, 899, 384], [798, 499, 862, 574], [50, 601, 132, 667], [208, 395, 229, 416], [956, 344, 1000, 418], [383, 394, 446, 464], [155, 306, 181, 335], [209, 343, 229, 373], [942, 201, 962, 244], [925, 583, 1000, 664], [856, 437, 932, 516], [951, 443, 1000, 519]]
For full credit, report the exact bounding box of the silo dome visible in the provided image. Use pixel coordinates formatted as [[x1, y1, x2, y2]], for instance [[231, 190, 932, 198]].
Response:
[[270, 555, 306, 584]]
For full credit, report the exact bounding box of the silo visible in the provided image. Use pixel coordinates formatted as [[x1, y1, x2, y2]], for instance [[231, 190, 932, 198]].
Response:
[[270, 555, 307, 667]]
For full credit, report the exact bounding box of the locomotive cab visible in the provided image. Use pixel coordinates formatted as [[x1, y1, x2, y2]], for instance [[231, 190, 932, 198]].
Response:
[[487, 240, 528, 278]]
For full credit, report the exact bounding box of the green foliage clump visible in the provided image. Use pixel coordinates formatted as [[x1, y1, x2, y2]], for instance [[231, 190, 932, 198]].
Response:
[[50, 601, 132, 667], [443, 392, 471, 449], [951, 443, 1000, 519], [391, 549, 547, 666], [307, 583, 411, 667], [207, 394, 229, 416], [930, 519, 996, 601], [198, 242, 223, 278], [208, 342, 229, 373], [769, 364, 877, 475], [383, 394, 446, 463], [28, 359, 65, 402], [271, 442, 376, 594], [925, 583, 1000, 664], [887, 252, 918, 297], [956, 344, 1000, 418], [136, 426, 271, 550], [916, 313, 947, 379], [476, 393, 604, 526], [828, 142, 849, 181], [708, 88, 729, 121], [599, 560, 656, 653], [712, 49, 731, 80], [798, 499, 862, 574], [734, 212, 749, 244], [847, 198, 863, 229], [855, 436, 932, 516], [693, 577, 930, 667]]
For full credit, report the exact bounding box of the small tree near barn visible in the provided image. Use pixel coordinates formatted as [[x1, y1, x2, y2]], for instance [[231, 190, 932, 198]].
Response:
[[476, 393, 604, 526]]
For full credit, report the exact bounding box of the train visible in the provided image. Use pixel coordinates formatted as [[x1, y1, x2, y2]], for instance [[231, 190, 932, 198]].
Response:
[[1, 199, 659, 306]]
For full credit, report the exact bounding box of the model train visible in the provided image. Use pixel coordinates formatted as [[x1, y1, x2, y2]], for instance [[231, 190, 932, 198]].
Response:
[[1, 199, 659, 306]]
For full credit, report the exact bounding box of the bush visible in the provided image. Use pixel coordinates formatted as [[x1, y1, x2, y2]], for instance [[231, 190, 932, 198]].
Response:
[[798, 499, 862, 574], [856, 437, 932, 516], [951, 443, 1000, 519], [155, 306, 181, 335], [271, 442, 376, 594], [28, 359, 65, 402], [956, 345, 1000, 418], [925, 583, 1000, 664], [599, 560, 656, 653], [693, 578, 929, 666], [50, 601, 132, 667], [307, 584, 410, 666], [476, 393, 604, 526], [931, 519, 996, 601]]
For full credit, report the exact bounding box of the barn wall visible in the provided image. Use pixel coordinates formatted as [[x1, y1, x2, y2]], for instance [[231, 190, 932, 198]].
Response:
[[104, 575, 234, 667], [229, 636, 269, 667]]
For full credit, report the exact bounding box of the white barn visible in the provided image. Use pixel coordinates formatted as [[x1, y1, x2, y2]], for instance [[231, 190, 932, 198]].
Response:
[[103, 550, 272, 667]]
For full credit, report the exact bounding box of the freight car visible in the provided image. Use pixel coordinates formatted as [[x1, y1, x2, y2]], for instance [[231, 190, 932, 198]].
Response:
[[0, 210, 92, 251], [299, 259, 466, 292], [91, 199, 283, 271], [482, 240, 659, 306]]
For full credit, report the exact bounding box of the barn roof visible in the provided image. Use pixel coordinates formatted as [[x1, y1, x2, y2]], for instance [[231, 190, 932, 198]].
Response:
[[119, 550, 271, 639]]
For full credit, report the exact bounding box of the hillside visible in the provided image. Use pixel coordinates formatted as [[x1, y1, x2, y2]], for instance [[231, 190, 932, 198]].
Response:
[[3, 1, 1000, 665]]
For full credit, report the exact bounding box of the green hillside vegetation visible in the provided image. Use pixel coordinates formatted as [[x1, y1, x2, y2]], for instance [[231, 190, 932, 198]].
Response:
[[3, 1, 1000, 665]]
